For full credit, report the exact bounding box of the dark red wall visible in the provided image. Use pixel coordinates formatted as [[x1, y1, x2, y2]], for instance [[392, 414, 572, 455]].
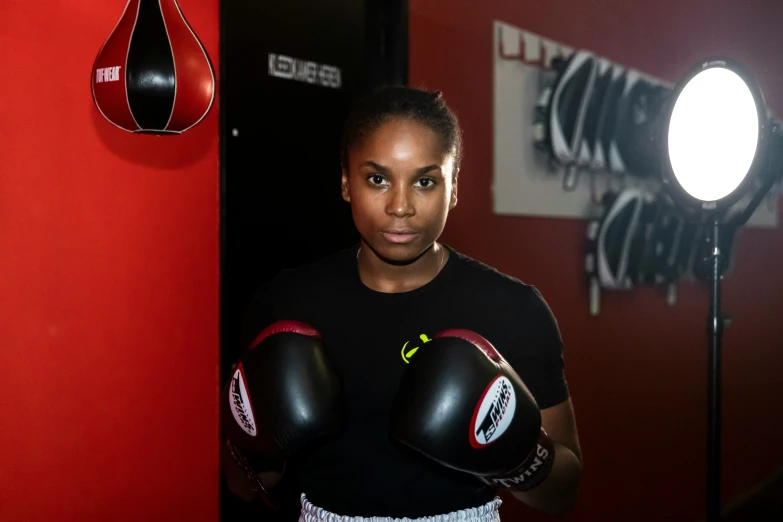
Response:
[[2, 1, 781, 521], [0, 2, 220, 520], [410, 0, 783, 520]]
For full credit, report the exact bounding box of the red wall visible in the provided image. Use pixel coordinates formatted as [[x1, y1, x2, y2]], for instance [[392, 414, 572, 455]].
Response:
[[2, 1, 781, 521], [0, 2, 220, 521], [410, 0, 783, 521]]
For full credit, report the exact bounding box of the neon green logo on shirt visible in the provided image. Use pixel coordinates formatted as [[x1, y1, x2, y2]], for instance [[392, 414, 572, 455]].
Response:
[[401, 333, 431, 363]]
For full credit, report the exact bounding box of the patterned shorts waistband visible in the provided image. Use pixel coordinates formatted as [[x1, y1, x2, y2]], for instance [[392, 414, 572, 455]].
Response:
[[298, 493, 503, 522]]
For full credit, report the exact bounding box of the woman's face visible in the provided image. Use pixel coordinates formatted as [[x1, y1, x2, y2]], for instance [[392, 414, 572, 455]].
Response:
[[341, 117, 458, 264]]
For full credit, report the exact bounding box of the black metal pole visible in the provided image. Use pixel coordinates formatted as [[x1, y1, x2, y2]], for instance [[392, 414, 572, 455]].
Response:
[[706, 217, 723, 522]]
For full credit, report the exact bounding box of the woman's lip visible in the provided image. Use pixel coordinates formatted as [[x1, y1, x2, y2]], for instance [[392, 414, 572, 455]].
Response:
[[381, 232, 419, 244]]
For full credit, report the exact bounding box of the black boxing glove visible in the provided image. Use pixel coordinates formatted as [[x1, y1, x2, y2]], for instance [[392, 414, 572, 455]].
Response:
[[390, 329, 555, 491], [220, 320, 344, 506]]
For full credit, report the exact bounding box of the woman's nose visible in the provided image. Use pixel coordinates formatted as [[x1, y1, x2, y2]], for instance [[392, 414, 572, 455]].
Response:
[[386, 185, 415, 218]]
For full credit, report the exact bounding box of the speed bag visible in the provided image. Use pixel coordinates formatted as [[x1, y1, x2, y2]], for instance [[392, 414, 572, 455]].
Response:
[[91, 0, 216, 134]]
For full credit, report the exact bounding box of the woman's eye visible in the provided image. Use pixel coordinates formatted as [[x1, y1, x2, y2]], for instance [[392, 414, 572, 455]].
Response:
[[416, 178, 435, 188], [368, 175, 386, 185]]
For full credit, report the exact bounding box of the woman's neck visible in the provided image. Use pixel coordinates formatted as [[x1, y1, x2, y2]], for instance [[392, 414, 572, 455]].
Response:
[[357, 242, 448, 294]]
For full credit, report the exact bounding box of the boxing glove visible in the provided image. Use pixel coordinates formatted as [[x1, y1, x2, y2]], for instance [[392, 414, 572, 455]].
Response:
[[390, 329, 555, 491], [220, 320, 344, 505]]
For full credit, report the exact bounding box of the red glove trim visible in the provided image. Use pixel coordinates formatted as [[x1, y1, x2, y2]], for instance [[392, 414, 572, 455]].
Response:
[[435, 329, 503, 361], [249, 320, 321, 350]]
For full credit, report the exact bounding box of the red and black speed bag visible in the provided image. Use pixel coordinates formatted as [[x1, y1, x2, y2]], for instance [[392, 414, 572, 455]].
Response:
[[91, 0, 216, 134]]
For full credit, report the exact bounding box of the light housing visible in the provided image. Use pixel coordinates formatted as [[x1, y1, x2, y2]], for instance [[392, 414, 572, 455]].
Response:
[[661, 58, 770, 216]]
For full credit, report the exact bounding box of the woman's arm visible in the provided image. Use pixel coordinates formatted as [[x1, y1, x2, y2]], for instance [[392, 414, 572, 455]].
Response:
[[510, 398, 583, 515]]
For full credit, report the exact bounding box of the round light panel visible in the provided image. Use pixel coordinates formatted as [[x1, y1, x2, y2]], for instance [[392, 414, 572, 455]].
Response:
[[667, 64, 762, 205]]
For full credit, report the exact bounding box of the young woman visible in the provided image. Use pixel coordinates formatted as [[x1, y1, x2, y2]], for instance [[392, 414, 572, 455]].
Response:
[[221, 86, 582, 521]]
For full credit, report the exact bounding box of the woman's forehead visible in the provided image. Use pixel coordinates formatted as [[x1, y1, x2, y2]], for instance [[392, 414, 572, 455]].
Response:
[[355, 119, 448, 161]]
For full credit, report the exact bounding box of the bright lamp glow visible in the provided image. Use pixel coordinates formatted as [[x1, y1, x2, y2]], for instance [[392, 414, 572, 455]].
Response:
[[667, 67, 759, 202]]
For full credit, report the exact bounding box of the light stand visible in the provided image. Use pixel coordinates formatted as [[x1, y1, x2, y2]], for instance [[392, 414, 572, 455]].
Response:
[[707, 216, 722, 522], [660, 58, 773, 522]]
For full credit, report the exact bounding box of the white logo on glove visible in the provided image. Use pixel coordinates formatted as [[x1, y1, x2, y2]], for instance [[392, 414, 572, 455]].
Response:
[[470, 375, 516, 448], [229, 366, 257, 437]]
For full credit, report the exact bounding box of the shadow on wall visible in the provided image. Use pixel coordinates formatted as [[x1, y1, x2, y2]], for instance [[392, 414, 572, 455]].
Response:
[[90, 101, 215, 170]]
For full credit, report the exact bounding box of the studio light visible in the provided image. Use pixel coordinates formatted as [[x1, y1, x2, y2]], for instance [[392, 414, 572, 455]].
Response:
[[669, 68, 759, 201], [660, 58, 778, 522], [663, 59, 770, 213]]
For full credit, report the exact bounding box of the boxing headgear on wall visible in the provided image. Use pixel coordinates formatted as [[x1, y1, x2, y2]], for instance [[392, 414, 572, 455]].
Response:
[[91, 0, 216, 134]]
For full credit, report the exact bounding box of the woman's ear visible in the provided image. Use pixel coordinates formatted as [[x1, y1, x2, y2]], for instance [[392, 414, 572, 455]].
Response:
[[449, 173, 458, 209], [341, 170, 351, 203]]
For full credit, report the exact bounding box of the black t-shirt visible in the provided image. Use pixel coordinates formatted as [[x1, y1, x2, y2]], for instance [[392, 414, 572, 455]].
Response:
[[239, 244, 569, 519]]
